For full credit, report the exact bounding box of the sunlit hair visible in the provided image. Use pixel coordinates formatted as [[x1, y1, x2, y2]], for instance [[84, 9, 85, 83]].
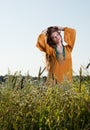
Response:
[[46, 26, 63, 48]]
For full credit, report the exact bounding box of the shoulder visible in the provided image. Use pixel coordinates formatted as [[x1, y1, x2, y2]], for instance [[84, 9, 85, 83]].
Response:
[[38, 33, 46, 39]]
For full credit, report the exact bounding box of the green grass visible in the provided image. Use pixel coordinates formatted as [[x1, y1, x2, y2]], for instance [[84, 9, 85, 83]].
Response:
[[0, 73, 90, 130]]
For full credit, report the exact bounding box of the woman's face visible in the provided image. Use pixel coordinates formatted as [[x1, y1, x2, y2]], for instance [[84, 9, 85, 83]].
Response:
[[51, 32, 61, 44]]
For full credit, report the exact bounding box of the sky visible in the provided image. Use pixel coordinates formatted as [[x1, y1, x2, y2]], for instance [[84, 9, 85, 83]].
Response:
[[0, 0, 90, 76]]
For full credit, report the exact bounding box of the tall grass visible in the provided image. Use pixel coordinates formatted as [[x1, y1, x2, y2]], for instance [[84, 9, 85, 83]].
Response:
[[0, 71, 90, 130]]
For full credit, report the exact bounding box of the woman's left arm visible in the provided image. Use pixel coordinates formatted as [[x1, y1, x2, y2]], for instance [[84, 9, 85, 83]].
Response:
[[64, 27, 76, 52]]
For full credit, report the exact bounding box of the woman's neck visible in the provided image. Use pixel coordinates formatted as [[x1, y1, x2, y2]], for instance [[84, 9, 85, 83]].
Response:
[[56, 42, 63, 53]]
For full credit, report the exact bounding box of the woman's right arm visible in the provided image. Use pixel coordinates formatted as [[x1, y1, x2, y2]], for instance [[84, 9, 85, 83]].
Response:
[[36, 34, 55, 56]]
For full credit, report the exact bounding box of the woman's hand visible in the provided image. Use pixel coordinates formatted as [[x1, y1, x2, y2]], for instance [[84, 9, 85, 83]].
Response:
[[41, 28, 48, 34], [41, 26, 64, 34], [57, 26, 64, 31]]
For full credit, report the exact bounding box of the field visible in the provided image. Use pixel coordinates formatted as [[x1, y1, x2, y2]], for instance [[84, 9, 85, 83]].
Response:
[[0, 70, 90, 130]]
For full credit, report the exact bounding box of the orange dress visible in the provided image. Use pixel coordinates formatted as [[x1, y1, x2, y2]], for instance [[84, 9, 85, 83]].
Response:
[[36, 27, 76, 82]]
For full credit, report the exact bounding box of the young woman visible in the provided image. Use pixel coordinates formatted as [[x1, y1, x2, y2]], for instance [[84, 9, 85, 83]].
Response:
[[36, 26, 76, 83]]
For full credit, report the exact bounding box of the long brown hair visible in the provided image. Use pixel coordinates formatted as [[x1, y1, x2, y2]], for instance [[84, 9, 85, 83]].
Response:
[[46, 26, 63, 48], [45, 27, 65, 74], [45, 27, 59, 75]]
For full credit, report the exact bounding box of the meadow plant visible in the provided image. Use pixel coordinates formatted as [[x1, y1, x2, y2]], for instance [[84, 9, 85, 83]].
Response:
[[0, 71, 90, 130]]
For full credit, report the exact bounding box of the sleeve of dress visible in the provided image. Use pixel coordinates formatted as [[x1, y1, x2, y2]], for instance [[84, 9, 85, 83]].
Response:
[[64, 27, 76, 52], [36, 34, 55, 56]]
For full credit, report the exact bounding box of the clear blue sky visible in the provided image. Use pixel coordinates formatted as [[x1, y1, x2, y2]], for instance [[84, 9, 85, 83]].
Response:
[[0, 0, 90, 76]]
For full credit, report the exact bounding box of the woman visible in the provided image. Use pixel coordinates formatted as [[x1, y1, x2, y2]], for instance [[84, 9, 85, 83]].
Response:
[[36, 26, 76, 83]]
